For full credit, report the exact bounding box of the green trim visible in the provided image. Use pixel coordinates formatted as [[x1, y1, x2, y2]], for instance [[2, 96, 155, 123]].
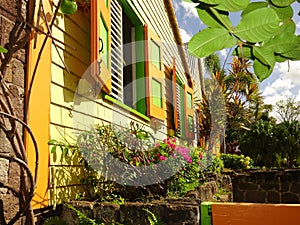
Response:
[[135, 25, 146, 115], [201, 202, 212, 225], [103, 93, 151, 122], [180, 84, 186, 139], [120, 0, 144, 25]]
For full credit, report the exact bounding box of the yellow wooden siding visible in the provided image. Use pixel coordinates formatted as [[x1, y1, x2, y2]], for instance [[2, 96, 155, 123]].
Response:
[[46, 0, 194, 206]]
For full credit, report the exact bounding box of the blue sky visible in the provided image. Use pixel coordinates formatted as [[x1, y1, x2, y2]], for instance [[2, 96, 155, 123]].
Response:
[[172, 0, 300, 107]]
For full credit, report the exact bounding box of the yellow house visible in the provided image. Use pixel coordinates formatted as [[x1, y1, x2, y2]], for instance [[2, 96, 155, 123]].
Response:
[[26, 0, 202, 209]]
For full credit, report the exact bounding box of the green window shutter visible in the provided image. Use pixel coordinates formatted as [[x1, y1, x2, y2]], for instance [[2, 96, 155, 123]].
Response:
[[151, 78, 163, 108]]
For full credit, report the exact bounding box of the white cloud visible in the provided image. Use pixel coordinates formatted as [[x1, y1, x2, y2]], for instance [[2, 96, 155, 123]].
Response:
[[262, 78, 295, 105], [179, 28, 192, 43], [276, 61, 300, 85], [179, 1, 199, 19]]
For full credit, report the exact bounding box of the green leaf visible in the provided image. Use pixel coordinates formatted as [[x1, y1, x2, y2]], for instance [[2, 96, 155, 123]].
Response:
[[215, 0, 250, 12], [274, 54, 287, 63], [234, 8, 280, 43], [197, 5, 232, 29], [253, 59, 274, 82], [264, 32, 297, 54], [48, 139, 58, 145], [51, 145, 57, 154], [275, 20, 296, 35], [270, 0, 296, 7], [188, 27, 236, 58], [281, 47, 300, 60], [271, 5, 293, 21], [0, 46, 8, 53], [241, 2, 268, 16], [253, 46, 275, 67], [233, 45, 253, 59], [280, 36, 300, 60], [199, 0, 223, 4]]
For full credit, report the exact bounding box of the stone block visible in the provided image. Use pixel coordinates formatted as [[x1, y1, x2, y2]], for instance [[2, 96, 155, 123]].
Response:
[[239, 182, 258, 191], [12, 59, 25, 87], [0, 158, 9, 194], [245, 191, 266, 203], [233, 188, 244, 202], [267, 191, 280, 203], [93, 203, 120, 223], [291, 183, 300, 194], [281, 193, 299, 204], [260, 181, 279, 191], [120, 202, 199, 225]]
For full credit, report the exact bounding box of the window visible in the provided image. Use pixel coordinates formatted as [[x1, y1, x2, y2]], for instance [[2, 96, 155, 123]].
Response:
[[91, 0, 165, 121], [172, 59, 195, 140]]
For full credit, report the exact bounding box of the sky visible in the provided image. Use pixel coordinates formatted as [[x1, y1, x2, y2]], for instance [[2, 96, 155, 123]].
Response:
[[172, 0, 300, 107]]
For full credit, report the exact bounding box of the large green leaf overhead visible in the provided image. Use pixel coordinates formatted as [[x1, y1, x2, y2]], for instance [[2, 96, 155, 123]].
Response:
[[253, 59, 274, 82], [270, 0, 296, 7], [241, 2, 268, 16], [197, 5, 232, 29], [215, 0, 250, 12], [264, 32, 298, 54], [198, 0, 223, 4], [188, 27, 236, 58], [234, 8, 280, 43], [253, 46, 275, 67]]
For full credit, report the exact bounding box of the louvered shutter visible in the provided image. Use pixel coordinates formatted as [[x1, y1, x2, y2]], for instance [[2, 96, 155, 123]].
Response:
[[144, 25, 165, 120], [91, 0, 112, 93], [110, 0, 123, 101]]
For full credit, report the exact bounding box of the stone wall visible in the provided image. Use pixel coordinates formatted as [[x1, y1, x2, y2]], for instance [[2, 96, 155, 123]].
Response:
[[36, 176, 232, 225], [232, 169, 300, 203], [0, 0, 27, 224]]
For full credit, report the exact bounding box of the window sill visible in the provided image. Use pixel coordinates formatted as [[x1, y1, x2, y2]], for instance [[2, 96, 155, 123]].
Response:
[[103, 94, 151, 122]]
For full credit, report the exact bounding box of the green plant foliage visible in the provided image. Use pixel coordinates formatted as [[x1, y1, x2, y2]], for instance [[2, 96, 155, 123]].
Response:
[[240, 119, 300, 168], [270, 0, 296, 7], [43, 217, 67, 225], [196, 5, 232, 29], [59, 0, 78, 15], [220, 154, 253, 170], [0, 46, 8, 53], [143, 208, 165, 225], [214, 0, 250, 12], [188, 0, 300, 81], [234, 8, 280, 43], [188, 27, 236, 57]]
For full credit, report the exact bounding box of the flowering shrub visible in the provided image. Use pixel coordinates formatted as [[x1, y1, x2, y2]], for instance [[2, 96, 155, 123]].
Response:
[[220, 153, 253, 170], [51, 123, 223, 201]]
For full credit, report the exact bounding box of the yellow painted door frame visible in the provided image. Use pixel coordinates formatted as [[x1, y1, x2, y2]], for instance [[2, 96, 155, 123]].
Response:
[[25, 0, 52, 209]]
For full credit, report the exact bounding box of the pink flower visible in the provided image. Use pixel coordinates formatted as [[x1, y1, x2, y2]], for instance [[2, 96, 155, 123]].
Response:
[[159, 156, 166, 161], [172, 138, 177, 143], [199, 152, 203, 159], [155, 143, 160, 148]]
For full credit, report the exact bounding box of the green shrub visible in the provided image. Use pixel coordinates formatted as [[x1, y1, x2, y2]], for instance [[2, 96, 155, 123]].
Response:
[[220, 154, 253, 170]]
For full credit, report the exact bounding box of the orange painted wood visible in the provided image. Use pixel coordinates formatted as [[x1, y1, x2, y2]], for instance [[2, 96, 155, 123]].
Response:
[[25, 0, 53, 208], [90, 0, 112, 93], [212, 203, 300, 225]]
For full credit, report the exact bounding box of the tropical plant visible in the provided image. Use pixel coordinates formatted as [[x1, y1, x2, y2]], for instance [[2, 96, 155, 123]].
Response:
[[240, 119, 300, 167], [187, 0, 300, 81]]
